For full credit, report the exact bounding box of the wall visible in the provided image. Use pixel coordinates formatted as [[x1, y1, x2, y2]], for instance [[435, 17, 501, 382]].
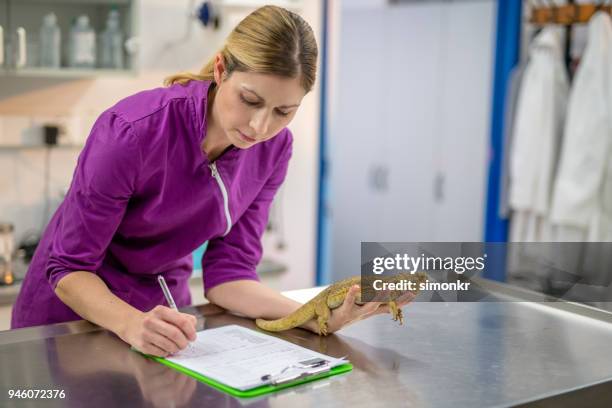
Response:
[[0, 0, 320, 292]]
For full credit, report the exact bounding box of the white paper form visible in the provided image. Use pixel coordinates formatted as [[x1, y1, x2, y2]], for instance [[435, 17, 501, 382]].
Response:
[[166, 325, 347, 391]]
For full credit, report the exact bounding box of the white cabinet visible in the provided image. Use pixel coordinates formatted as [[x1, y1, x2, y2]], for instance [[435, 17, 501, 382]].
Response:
[[381, 5, 443, 242], [328, 8, 388, 281], [329, 1, 495, 281], [1, 0, 137, 77], [429, 1, 496, 242]]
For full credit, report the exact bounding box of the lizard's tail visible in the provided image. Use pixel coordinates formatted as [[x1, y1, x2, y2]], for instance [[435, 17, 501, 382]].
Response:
[[255, 303, 314, 332]]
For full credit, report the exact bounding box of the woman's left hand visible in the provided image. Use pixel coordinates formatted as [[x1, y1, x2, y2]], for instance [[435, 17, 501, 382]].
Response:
[[310, 285, 416, 335]]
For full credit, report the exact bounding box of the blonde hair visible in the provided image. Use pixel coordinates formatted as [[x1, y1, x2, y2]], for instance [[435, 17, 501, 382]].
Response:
[[164, 5, 318, 92]]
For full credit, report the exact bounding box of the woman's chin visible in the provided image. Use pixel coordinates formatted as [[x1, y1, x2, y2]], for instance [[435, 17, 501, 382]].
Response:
[[231, 133, 256, 147], [229, 138, 251, 149]]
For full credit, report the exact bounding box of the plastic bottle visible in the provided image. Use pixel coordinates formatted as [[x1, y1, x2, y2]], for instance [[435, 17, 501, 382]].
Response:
[[99, 9, 124, 69], [39, 13, 61, 68], [69, 15, 96, 68]]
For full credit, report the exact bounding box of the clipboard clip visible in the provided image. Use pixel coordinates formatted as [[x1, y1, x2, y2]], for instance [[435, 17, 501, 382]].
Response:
[[261, 357, 342, 386], [262, 363, 332, 386]]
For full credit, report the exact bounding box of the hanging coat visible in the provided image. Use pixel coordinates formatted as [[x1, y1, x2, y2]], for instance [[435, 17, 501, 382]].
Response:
[[508, 26, 569, 242], [550, 12, 612, 242], [499, 63, 527, 220]]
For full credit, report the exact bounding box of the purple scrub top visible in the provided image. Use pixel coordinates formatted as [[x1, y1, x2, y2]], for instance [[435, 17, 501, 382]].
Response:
[[11, 80, 292, 329]]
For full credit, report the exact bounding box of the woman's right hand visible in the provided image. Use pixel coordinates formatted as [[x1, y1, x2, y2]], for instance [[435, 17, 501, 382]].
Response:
[[121, 305, 197, 357]]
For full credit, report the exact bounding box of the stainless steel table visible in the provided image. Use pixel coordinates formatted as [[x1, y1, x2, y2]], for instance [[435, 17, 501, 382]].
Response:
[[2, 279, 612, 408]]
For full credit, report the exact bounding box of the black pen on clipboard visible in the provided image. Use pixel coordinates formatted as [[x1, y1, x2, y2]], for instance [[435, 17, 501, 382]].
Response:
[[260, 357, 332, 385]]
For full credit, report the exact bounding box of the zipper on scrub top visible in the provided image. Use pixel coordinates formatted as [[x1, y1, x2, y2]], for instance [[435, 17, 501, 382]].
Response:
[[209, 162, 232, 236]]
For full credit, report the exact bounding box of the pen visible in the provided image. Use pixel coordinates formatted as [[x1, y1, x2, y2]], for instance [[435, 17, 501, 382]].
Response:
[[158, 274, 198, 353], [158, 275, 178, 310]]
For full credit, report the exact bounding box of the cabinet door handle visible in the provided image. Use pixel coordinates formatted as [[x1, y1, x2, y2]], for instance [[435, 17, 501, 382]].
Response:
[[16, 27, 26, 68], [0, 25, 4, 66], [370, 165, 388, 192], [434, 172, 445, 203]]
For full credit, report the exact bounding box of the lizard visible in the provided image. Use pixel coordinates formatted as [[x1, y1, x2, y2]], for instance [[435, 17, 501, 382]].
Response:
[[255, 272, 428, 335]]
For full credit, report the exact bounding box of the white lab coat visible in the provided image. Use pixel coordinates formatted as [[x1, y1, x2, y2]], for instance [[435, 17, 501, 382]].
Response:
[[509, 27, 569, 242], [550, 12, 612, 242]]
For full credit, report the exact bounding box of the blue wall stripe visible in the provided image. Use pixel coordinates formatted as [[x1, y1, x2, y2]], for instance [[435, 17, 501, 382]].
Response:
[[316, 0, 330, 286], [483, 0, 522, 281]]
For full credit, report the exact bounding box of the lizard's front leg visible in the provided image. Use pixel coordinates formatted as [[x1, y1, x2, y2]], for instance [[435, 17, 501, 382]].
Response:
[[314, 301, 331, 336], [389, 301, 404, 325]]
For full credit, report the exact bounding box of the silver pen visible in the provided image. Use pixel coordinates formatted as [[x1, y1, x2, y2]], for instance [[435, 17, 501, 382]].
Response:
[[157, 275, 196, 353], [158, 275, 178, 310]]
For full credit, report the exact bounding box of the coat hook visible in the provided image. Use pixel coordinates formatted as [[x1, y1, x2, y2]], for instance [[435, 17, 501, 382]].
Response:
[[572, 2, 580, 23], [541, 0, 556, 23], [548, 0, 558, 23]]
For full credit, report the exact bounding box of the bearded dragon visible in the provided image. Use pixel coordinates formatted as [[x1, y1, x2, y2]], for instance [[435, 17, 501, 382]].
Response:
[[255, 272, 428, 335]]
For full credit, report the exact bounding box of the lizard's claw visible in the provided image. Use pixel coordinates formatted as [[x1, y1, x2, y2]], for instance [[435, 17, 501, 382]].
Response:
[[389, 302, 404, 325], [396, 308, 404, 325], [317, 317, 329, 336]]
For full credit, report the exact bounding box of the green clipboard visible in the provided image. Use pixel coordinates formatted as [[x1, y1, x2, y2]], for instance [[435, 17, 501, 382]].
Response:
[[144, 353, 353, 398]]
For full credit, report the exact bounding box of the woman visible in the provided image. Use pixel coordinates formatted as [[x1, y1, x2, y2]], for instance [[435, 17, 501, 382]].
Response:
[[11, 6, 411, 356]]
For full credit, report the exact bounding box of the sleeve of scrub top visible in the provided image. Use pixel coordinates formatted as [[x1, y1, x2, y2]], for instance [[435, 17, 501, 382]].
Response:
[[202, 135, 293, 293], [46, 110, 141, 290]]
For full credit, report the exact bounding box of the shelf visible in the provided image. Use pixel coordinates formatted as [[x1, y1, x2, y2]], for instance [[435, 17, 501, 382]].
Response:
[[17, 0, 131, 5], [0, 280, 21, 306], [220, 0, 303, 11], [191, 258, 287, 278], [5, 67, 137, 78]]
